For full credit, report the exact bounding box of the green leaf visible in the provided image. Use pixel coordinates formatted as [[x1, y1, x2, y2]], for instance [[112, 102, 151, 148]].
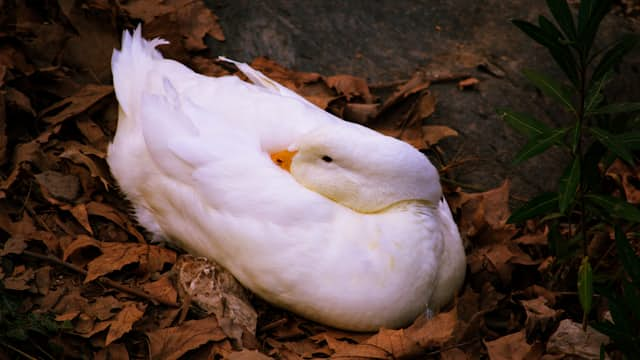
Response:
[[508, 192, 559, 223], [512, 19, 559, 49], [578, 256, 593, 318], [615, 226, 640, 282], [589, 126, 634, 164], [577, 0, 613, 54], [523, 69, 575, 112], [589, 102, 640, 115], [497, 109, 552, 138], [538, 16, 580, 85], [619, 132, 640, 150], [592, 34, 640, 85], [586, 194, 640, 222], [584, 71, 611, 114], [513, 128, 568, 164], [547, 0, 577, 41], [558, 156, 581, 213]]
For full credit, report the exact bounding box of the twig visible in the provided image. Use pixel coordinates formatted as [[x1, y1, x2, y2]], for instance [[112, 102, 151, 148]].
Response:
[[440, 178, 488, 193], [21, 250, 179, 308], [424, 337, 482, 356], [368, 79, 408, 89], [0, 340, 39, 360], [258, 318, 288, 333]]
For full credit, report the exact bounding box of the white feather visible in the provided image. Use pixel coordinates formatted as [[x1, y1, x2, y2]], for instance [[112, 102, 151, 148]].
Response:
[[108, 26, 466, 331]]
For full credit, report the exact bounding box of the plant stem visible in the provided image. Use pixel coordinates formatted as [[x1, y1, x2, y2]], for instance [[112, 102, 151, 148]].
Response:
[[577, 52, 588, 259]]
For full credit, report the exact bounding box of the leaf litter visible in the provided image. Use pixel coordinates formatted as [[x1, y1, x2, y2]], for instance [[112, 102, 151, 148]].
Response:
[[0, 1, 630, 359]]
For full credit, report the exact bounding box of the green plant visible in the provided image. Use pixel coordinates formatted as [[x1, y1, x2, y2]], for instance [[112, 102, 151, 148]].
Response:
[[499, 0, 640, 357], [592, 227, 640, 358], [0, 290, 69, 358]]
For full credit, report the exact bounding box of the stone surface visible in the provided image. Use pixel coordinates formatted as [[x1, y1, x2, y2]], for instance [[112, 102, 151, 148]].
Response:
[[206, 0, 640, 199]]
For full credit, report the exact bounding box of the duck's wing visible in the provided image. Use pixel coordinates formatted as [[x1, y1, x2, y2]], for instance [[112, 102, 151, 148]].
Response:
[[139, 81, 334, 224]]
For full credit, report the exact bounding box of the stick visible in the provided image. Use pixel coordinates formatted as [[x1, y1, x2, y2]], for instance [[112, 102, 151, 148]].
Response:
[[21, 250, 179, 308]]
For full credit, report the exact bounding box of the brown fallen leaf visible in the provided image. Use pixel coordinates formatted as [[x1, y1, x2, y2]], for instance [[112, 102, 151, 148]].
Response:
[[441, 347, 469, 360], [176, 255, 257, 347], [484, 330, 532, 360], [378, 71, 432, 114], [520, 296, 562, 338], [85, 242, 176, 282], [34, 170, 82, 203], [86, 296, 122, 321], [5, 87, 35, 116], [34, 265, 51, 295], [422, 125, 459, 147], [60, 147, 110, 189], [226, 349, 273, 360], [86, 201, 145, 243], [453, 180, 518, 245], [68, 204, 93, 234], [458, 77, 479, 90], [40, 84, 113, 125], [0, 236, 28, 256], [94, 343, 130, 360], [325, 74, 375, 103], [146, 317, 227, 360], [323, 334, 389, 359], [606, 159, 640, 204], [343, 102, 379, 124], [0, 94, 6, 166], [105, 302, 147, 345], [546, 319, 609, 359], [75, 117, 109, 154], [62, 234, 101, 266], [514, 227, 549, 246], [371, 86, 438, 149], [143, 275, 178, 306], [3, 265, 34, 291]]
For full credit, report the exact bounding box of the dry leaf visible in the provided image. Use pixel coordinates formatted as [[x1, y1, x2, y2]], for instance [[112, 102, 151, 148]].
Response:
[[34, 170, 82, 203], [176, 255, 257, 346], [68, 204, 93, 234], [143, 276, 178, 306], [146, 317, 227, 360], [60, 146, 110, 189], [1, 236, 28, 256], [422, 125, 459, 147], [343, 103, 379, 124], [86, 201, 146, 243], [514, 227, 548, 246], [94, 343, 130, 360], [62, 235, 101, 264], [520, 297, 562, 337], [606, 159, 640, 204], [3, 265, 34, 290], [458, 77, 479, 90], [86, 296, 122, 321], [484, 330, 532, 360], [325, 74, 375, 103], [40, 84, 113, 125], [85, 242, 176, 282], [546, 319, 609, 359], [106, 302, 147, 345]]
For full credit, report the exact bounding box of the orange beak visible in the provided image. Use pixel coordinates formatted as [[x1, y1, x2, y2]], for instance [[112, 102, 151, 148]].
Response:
[[270, 150, 297, 172]]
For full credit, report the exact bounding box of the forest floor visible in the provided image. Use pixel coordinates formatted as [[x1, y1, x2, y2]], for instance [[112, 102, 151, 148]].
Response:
[[0, 1, 639, 359]]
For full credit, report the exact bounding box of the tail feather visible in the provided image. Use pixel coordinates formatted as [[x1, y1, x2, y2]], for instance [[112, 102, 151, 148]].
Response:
[[217, 56, 303, 100], [111, 25, 168, 118]]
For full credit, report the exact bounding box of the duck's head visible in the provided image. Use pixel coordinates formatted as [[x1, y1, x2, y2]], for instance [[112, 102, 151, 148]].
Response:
[[271, 123, 442, 213]]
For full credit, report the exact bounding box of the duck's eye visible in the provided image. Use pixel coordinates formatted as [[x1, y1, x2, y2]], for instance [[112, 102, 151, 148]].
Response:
[[321, 155, 333, 163]]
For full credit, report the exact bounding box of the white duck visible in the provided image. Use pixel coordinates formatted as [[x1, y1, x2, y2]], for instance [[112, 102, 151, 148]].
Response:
[[108, 26, 465, 331]]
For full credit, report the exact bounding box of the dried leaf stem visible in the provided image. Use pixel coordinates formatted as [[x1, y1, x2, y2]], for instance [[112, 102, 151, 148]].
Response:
[[21, 250, 179, 307]]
